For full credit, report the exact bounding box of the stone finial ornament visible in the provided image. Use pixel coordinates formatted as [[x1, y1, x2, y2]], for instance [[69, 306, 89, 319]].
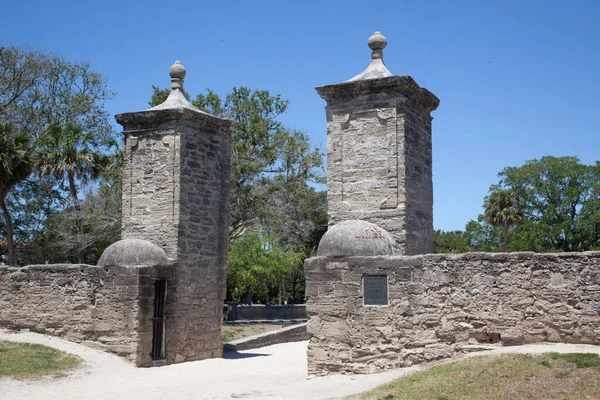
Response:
[[368, 31, 387, 60], [170, 60, 186, 91], [146, 60, 201, 111], [347, 31, 392, 82]]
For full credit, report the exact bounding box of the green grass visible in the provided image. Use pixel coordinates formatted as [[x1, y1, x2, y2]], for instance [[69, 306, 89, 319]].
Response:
[[548, 352, 600, 368], [349, 353, 600, 400], [0, 340, 82, 379], [221, 327, 244, 342]]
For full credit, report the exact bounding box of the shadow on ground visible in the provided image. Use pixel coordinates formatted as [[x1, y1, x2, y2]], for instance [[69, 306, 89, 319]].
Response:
[[222, 352, 271, 360]]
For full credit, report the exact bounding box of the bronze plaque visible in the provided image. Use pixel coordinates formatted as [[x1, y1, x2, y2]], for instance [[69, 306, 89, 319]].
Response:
[[364, 275, 388, 305]]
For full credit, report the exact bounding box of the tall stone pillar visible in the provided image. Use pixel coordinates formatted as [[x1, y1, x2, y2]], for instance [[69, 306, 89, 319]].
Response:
[[316, 32, 439, 255], [115, 61, 235, 363]]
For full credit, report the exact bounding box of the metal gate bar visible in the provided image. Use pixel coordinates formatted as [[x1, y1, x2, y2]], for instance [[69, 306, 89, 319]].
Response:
[[151, 279, 166, 359]]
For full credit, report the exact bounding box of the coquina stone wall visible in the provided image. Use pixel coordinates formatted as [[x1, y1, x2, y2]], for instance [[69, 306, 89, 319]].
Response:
[[305, 251, 600, 375], [0, 263, 169, 365], [318, 77, 438, 256], [116, 81, 234, 364]]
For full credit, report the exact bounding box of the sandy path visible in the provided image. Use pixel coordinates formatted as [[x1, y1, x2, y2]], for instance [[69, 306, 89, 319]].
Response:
[[2, 329, 600, 400]]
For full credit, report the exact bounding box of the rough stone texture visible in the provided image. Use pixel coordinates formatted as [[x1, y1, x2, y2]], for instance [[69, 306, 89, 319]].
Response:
[[98, 238, 169, 267], [0, 263, 171, 366], [305, 251, 600, 375], [316, 75, 439, 255], [317, 220, 396, 257], [115, 93, 234, 365]]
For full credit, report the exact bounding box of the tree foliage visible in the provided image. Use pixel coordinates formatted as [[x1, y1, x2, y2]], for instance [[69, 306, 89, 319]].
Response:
[[1, 45, 114, 142], [483, 187, 524, 251], [0, 124, 32, 264], [465, 156, 600, 252], [0, 45, 116, 265], [20, 179, 121, 265], [227, 232, 305, 304], [36, 123, 115, 263], [433, 229, 469, 253]]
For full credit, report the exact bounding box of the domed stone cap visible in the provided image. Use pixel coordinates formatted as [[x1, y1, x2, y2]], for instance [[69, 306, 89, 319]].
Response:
[[317, 220, 397, 257], [98, 239, 169, 267]]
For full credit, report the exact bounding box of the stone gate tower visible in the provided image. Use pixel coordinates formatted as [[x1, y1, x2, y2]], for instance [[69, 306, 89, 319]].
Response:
[[115, 62, 235, 364], [316, 32, 439, 254]]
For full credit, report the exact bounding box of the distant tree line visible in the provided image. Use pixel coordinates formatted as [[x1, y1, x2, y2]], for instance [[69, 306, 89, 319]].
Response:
[[434, 156, 600, 253]]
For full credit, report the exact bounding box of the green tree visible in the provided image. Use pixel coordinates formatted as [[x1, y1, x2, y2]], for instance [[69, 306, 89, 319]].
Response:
[[256, 128, 326, 253], [0, 124, 32, 264], [433, 229, 469, 253], [1, 45, 116, 264], [36, 123, 113, 263], [463, 217, 501, 252], [467, 156, 600, 253], [483, 187, 524, 252], [498, 156, 597, 252], [227, 231, 304, 304], [21, 179, 121, 265], [1, 45, 114, 143]]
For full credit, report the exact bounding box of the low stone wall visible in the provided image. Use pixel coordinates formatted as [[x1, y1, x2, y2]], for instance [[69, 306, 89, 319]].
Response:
[[305, 252, 600, 375], [223, 323, 308, 352], [0, 263, 170, 365], [226, 304, 307, 321]]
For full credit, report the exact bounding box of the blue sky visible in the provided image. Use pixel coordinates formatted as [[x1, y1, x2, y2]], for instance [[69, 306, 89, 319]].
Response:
[[2, 0, 599, 231]]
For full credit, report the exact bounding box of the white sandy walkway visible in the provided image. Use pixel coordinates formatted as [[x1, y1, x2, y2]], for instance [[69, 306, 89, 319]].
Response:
[[2, 329, 600, 400]]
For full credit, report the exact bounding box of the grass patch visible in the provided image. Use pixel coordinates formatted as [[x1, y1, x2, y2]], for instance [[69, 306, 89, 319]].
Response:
[[350, 353, 600, 400], [0, 340, 82, 379], [221, 324, 283, 342], [548, 352, 600, 368]]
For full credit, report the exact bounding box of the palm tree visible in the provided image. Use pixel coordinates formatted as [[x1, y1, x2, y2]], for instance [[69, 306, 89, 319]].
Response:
[[0, 123, 32, 265], [36, 123, 109, 263], [484, 188, 525, 252]]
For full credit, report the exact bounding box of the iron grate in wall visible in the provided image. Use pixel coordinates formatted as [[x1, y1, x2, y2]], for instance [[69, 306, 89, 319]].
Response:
[[151, 279, 167, 359]]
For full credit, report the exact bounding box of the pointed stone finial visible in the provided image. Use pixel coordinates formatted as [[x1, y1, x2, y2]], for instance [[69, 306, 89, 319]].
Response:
[[346, 31, 392, 82], [146, 61, 196, 111], [169, 60, 186, 91], [368, 31, 387, 60]]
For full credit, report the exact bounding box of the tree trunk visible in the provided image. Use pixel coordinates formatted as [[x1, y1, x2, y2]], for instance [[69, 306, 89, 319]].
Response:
[[245, 287, 253, 305], [278, 280, 283, 305], [502, 222, 508, 252], [0, 195, 15, 265], [290, 274, 297, 304], [68, 171, 83, 264], [265, 281, 270, 305]]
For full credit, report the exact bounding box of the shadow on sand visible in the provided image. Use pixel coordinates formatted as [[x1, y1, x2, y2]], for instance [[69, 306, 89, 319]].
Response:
[[222, 351, 271, 360]]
